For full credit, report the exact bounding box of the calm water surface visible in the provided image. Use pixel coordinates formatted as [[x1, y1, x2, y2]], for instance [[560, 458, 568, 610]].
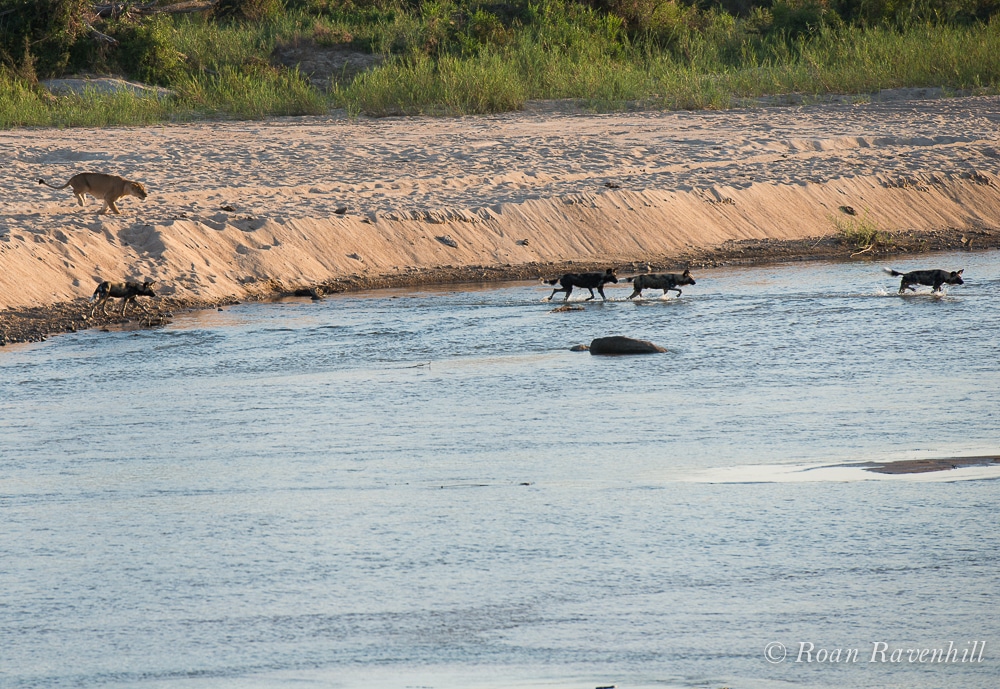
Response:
[[2, 251, 999, 689]]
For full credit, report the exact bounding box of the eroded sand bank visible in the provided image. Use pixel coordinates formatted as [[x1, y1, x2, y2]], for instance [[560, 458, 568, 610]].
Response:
[[2, 94, 1000, 340]]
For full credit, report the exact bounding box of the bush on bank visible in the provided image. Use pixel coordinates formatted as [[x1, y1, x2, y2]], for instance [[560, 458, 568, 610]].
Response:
[[0, 0, 998, 125]]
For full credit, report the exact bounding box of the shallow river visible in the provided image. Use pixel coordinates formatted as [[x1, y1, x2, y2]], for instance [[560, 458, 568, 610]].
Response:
[[2, 251, 998, 689]]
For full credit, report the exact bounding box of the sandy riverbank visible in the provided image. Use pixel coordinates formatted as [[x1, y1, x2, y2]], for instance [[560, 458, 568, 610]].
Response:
[[3, 93, 1000, 344]]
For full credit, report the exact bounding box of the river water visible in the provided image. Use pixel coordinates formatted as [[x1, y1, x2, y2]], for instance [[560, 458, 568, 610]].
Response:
[[2, 251, 998, 689]]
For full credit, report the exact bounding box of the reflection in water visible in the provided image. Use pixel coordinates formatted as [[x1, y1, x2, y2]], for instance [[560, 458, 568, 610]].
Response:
[[1, 252, 998, 689]]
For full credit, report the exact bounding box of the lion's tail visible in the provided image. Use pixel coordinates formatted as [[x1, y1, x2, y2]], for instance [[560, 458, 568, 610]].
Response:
[[38, 178, 71, 190]]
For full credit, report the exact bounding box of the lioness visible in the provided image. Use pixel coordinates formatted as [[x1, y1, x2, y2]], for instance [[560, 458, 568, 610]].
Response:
[[38, 173, 148, 214]]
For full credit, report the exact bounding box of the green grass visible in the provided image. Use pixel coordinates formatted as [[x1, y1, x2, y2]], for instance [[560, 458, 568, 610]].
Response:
[[835, 210, 895, 256], [333, 19, 1000, 116], [2, 2, 1000, 127]]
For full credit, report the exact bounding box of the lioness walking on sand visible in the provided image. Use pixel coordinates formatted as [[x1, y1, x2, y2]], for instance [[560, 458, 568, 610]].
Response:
[[38, 173, 148, 215]]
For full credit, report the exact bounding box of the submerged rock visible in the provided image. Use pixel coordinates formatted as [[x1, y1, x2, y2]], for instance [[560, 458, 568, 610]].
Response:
[[589, 336, 666, 355]]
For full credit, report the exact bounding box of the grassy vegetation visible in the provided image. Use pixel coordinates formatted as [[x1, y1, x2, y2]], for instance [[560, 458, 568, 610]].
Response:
[[1, 0, 999, 126], [835, 209, 895, 255]]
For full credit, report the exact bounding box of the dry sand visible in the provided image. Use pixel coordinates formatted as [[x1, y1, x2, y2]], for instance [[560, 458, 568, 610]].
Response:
[[3, 92, 1000, 342]]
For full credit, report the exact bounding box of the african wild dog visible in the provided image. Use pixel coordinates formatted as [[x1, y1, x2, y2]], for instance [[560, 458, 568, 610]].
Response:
[[625, 269, 696, 299], [90, 280, 157, 317], [544, 268, 618, 301], [883, 268, 964, 294]]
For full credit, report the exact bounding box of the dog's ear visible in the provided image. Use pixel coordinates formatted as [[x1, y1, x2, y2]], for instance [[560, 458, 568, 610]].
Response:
[[956, 269, 964, 276], [682, 268, 691, 276], [144, 280, 156, 287]]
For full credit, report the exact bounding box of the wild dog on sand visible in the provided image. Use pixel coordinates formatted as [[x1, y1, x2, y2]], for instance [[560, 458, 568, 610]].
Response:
[[90, 281, 157, 317], [883, 268, 964, 294], [544, 268, 618, 301], [625, 269, 696, 299], [38, 173, 148, 215]]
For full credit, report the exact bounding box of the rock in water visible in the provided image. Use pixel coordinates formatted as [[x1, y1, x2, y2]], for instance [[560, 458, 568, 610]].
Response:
[[589, 336, 666, 355]]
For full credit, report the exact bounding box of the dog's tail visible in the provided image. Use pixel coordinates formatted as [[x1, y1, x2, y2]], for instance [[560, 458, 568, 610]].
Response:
[[91, 281, 108, 301], [882, 268, 903, 277], [543, 277, 560, 285], [38, 178, 71, 190], [623, 277, 635, 283]]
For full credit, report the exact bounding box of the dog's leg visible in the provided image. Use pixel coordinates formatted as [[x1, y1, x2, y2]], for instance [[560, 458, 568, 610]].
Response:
[[75, 192, 86, 207], [597, 285, 608, 301], [628, 288, 641, 299], [584, 287, 595, 301], [563, 286, 574, 301]]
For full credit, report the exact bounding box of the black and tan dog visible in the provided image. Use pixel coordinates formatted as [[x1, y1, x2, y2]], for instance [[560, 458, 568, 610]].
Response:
[[625, 269, 696, 299], [90, 280, 157, 316], [544, 268, 618, 301], [883, 268, 964, 294]]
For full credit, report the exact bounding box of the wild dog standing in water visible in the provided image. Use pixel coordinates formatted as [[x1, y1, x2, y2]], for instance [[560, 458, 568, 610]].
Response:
[[90, 281, 157, 317], [544, 268, 618, 301], [38, 173, 148, 214], [625, 269, 696, 299], [883, 268, 964, 294]]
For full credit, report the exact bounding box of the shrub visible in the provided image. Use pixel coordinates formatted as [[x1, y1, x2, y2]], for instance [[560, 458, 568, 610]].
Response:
[[769, 0, 835, 37], [112, 17, 186, 85], [0, 0, 92, 77], [836, 210, 894, 255], [212, 0, 287, 23]]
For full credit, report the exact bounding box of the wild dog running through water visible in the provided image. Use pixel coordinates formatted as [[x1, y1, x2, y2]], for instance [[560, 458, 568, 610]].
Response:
[[90, 281, 157, 317], [883, 268, 964, 294], [544, 268, 618, 301], [625, 269, 696, 299]]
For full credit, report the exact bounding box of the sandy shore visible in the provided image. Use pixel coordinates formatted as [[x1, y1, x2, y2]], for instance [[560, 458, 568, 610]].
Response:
[[3, 93, 1000, 343]]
